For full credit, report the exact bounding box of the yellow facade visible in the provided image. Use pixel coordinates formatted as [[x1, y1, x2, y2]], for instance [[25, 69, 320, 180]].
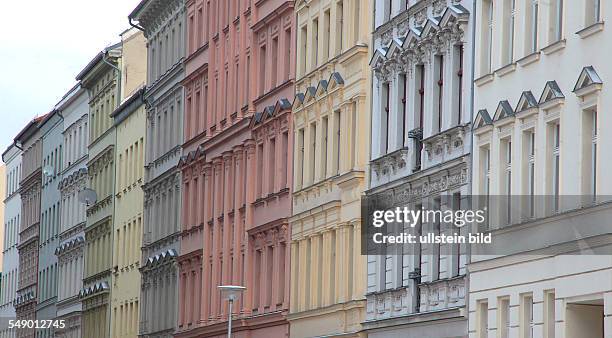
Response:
[[79, 43, 121, 338], [288, 1, 371, 337], [110, 28, 147, 338]]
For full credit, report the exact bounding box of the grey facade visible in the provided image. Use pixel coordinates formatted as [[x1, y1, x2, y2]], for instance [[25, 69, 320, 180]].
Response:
[[129, 0, 185, 336], [54, 85, 89, 338], [365, 0, 474, 337], [36, 111, 64, 337], [1, 144, 21, 338]]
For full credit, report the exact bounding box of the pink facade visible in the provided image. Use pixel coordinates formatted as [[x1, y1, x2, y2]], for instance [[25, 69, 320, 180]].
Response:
[[178, 0, 294, 337]]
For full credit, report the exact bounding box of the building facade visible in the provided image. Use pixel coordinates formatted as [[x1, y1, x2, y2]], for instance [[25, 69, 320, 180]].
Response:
[[14, 116, 45, 338], [55, 84, 89, 338], [288, 0, 371, 337], [365, 0, 473, 337], [128, 0, 185, 336], [76, 43, 122, 338], [469, 1, 612, 338], [1, 144, 21, 338], [36, 111, 64, 337], [109, 27, 148, 338]]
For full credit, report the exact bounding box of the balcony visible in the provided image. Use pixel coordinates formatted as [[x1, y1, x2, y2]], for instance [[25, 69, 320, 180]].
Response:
[[418, 276, 466, 313]]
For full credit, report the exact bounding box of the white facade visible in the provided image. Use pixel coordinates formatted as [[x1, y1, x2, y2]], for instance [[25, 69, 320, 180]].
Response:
[[55, 85, 88, 338], [470, 1, 611, 338], [1, 145, 21, 338], [365, 0, 474, 337]]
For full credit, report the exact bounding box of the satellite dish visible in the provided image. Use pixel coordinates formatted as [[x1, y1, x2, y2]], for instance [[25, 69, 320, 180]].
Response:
[[42, 165, 54, 178], [78, 188, 98, 206]]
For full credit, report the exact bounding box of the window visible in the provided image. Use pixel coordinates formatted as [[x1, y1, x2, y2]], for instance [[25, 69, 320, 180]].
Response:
[[399, 73, 407, 147], [586, 0, 601, 26], [335, 1, 343, 55], [350, 102, 357, 168], [503, 0, 516, 64], [281, 131, 289, 188], [300, 26, 307, 75], [271, 37, 278, 88], [309, 122, 317, 183], [548, 122, 560, 212], [285, 28, 292, 81], [521, 294, 534, 338], [582, 109, 597, 200], [454, 44, 464, 125], [384, 0, 392, 21], [481, 146, 491, 228], [298, 129, 305, 188], [525, 0, 539, 53], [435, 55, 444, 132], [334, 110, 341, 174], [312, 18, 319, 68], [382, 82, 390, 154], [481, 0, 494, 74], [416, 64, 425, 129], [499, 297, 510, 338], [259, 45, 266, 95], [257, 143, 264, 198], [477, 300, 489, 338], [269, 137, 276, 193], [322, 116, 328, 178], [502, 139, 512, 225], [523, 131, 536, 218], [549, 0, 563, 42], [544, 291, 555, 338], [323, 10, 331, 61]]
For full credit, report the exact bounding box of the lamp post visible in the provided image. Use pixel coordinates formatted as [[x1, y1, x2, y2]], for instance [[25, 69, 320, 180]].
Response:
[[218, 285, 246, 338]]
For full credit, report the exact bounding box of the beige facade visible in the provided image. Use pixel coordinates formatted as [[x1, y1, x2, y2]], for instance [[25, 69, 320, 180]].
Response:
[[288, 0, 371, 337], [109, 28, 147, 338], [77, 42, 122, 338]]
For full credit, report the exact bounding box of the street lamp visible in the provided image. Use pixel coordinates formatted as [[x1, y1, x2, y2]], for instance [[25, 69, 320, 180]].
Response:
[[218, 285, 246, 338]]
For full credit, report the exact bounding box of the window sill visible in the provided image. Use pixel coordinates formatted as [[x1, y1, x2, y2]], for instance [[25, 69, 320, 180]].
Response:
[[494, 63, 517, 78], [475, 73, 494, 87], [576, 21, 605, 39], [541, 39, 566, 55], [516, 51, 540, 68]]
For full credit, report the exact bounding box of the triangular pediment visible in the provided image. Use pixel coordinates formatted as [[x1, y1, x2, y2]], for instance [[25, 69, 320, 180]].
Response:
[[369, 47, 388, 66], [539, 80, 565, 104], [515, 91, 538, 112], [386, 38, 404, 58], [315, 79, 328, 97], [474, 109, 493, 129], [304, 86, 317, 103], [328, 72, 345, 90], [440, 4, 470, 27], [421, 19, 440, 38], [493, 100, 515, 121], [292, 92, 305, 110], [573, 66, 603, 93], [402, 28, 422, 49]]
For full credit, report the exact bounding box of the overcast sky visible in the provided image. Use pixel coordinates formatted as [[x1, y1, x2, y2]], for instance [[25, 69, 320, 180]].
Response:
[[0, 0, 141, 162]]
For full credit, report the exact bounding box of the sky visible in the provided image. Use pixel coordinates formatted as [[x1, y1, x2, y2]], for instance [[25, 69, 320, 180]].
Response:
[[0, 0, 142, 162]]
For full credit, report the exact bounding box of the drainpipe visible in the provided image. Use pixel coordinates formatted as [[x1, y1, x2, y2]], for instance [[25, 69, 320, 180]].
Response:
[[102, 50, 122, 108], [129, 17, 145, 32]]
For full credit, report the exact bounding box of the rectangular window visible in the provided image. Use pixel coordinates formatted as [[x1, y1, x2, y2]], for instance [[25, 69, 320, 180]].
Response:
[[269, 137, 276, 193], [257, 143, 264, 198], [416, 64, 425, 129], [521, 294, 534, 338], [382, 82, 390, 154], [323, 10, 331, 61], [399, 73, 407, 148], [309, 122, 317, 183], [582, 109, 597, 200], [322, 116, 328, 178], [298, 129, 305, 188], [271, 37, 278, 88], [259, 45, 266, 95], [523, 131, 536, 218], [350, 102, 357, 168], [544, 290, 555, 338], [499, 297, 510, 338], [300, 26, 307, 75], [586, 0, 601, 26], [384, 0, 392, 21], [435, 55, 444, 132], [550, 122, 560, 212], [477, 300, 489, 338], [550, 0, 563, 42], [281, 131, 289, 188], [525, 0, 539, 53], [285, 28, 292, 81], [481, 0, 494, 74], [454, 44, 464, 125], [312, 18, 319, 68], [503, 0, 516, 64], [334, 110, 341, 174], [502, 139, 512, 225], [335, 1, 343, 55]]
